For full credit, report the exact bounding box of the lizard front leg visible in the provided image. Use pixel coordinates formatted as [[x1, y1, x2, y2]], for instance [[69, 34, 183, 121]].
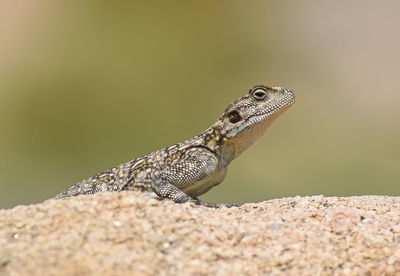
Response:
[[152, 181, 237, 208], [152, 148, 238, 208], [151, 180, 197, 204]]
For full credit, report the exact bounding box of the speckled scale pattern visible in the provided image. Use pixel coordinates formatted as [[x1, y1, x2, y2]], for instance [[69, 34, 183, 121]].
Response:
[[55, 85, 295, 207]]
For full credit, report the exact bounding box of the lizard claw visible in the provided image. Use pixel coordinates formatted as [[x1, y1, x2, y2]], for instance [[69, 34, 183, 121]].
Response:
[[193, 198, 240, 208]]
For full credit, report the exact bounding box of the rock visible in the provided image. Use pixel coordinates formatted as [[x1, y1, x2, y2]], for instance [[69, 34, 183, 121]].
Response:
[[1, 192, 400, 275]]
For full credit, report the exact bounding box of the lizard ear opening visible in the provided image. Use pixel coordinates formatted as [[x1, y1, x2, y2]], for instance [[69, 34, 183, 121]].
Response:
[[228, 110, 242, 124]]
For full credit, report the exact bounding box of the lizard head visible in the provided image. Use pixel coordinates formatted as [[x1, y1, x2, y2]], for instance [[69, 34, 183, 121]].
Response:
[[215, 85, 295, 162]]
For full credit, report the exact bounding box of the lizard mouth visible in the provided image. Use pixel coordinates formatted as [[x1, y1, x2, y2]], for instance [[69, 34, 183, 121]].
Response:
[[224, 90, 295, 157], [244, 91, 296, 127], [224, 89, 295, 139]]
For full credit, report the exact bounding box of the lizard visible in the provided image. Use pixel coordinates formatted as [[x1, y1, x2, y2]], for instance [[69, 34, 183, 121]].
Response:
[[55, 85, 295, 207]]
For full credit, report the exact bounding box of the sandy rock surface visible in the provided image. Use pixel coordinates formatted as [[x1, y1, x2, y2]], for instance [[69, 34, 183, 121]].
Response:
[[1, 192, 400, 276]]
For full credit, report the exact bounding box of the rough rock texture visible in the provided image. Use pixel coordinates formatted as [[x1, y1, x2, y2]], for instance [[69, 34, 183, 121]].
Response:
[[1, 192, 400, 276]]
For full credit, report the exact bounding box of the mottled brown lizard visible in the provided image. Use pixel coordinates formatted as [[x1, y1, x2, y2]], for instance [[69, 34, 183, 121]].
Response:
[[55, 85, 295, 207]]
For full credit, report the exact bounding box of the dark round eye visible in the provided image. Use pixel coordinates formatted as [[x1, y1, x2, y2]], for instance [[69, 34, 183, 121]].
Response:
[[252, 89, 267, 101], [228, 110, 242, 124]]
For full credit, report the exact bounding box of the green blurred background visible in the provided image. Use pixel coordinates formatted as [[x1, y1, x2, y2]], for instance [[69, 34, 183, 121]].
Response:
[[1, 1, 399, 209]]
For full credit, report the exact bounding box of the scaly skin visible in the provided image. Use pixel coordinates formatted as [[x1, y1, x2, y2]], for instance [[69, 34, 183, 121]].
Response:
[[55, 85, 295, 207]]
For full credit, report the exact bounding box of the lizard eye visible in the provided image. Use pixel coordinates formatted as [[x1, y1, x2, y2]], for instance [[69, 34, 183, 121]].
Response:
[[252, 89, 268, 101], [228, 110, 242, 124]]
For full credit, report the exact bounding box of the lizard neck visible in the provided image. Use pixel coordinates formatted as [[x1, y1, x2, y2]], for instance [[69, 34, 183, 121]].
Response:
[[189, 111, 281, 167], [188, 124, 234, 167]]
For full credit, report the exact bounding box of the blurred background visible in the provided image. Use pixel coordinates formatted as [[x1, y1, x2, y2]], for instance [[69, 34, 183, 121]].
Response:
[[1, 1, 399, 209]]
